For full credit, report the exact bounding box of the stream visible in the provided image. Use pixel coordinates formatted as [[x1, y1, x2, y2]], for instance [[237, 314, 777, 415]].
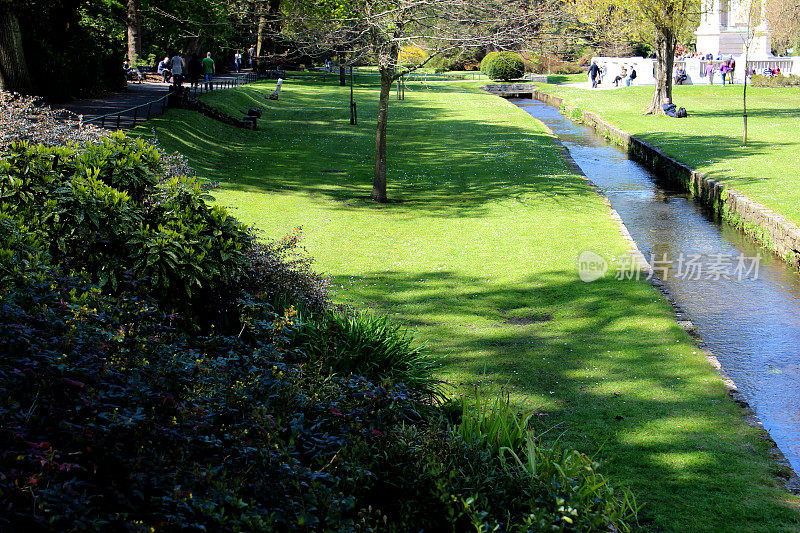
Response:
[[513, 97, 800, 475]]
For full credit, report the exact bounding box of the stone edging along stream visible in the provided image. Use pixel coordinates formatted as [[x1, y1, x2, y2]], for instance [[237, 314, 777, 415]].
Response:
[[488, 84, 800, 269], [483, 84, 800, 494]]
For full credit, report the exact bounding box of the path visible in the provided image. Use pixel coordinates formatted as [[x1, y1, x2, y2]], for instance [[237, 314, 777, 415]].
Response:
[[62, 71, 255, 130]]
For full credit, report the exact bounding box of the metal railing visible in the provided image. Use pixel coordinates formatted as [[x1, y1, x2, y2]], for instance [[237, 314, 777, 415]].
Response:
[[81, 91, 172, 130], [189, 72, 262, 99]]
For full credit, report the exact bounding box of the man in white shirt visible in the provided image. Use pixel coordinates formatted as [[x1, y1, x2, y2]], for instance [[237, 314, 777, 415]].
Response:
[[170, 54, 185, 86]]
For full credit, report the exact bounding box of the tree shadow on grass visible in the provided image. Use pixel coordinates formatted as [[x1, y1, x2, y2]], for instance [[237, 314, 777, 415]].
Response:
[[331, 268, 800, 530], [145, 79, 600, 218], [630, 130, 786, 185]]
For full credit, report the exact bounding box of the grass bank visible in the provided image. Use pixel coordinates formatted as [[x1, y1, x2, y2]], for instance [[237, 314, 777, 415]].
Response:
[[138, 76, 800, 531], [533, 82, 800, 230]]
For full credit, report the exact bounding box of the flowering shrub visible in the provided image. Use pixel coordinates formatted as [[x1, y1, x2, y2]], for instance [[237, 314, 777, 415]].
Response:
[[0, 92, 108, 150], [751, 74, 800, 87]]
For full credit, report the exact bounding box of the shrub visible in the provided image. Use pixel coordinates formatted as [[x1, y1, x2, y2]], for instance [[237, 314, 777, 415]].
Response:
[[481, 51, 525, 81], [0, 91, 108, 150], [0, 139, 251, 330], [294, 307, 440, 396], [751, 74, 800, 87], [243, 227, 331, 316]]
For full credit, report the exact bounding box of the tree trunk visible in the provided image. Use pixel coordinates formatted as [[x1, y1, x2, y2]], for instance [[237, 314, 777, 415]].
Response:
[[339, 64, 346, 86], [0, 8, 32, 93], [256, 0, 281, 65], [645, 27, 676, 115], [372, 68, 393, 202], [126, 0, 142, 63]]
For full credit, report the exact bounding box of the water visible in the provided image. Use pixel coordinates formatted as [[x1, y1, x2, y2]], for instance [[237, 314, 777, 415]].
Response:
[[513, 98, 800, 474]]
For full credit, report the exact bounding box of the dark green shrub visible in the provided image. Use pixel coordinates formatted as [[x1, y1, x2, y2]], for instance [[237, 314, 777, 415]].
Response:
[[481, 51, 525, 81], [76, 133, 162, 200], [294, 308, 440, 396], [0, 139, 251, 330], [243, 227, 331, 315]]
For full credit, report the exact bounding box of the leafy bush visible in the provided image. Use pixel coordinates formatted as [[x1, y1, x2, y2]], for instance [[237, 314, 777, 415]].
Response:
[[0, 139, 251, 330], [243, 227, 331, 315], [481, 51, 525, 81], [751, 74, 800, 87]]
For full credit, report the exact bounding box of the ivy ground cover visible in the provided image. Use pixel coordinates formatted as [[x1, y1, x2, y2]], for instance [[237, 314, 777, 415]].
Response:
[[140, 76, 800, 532]]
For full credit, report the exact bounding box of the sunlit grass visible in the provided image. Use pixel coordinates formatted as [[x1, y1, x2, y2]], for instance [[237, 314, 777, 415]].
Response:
[[138, 75, 800, 532], [536, 82, 800, 227]]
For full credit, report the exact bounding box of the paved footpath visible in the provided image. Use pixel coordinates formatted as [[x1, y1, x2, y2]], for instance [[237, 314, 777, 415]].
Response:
[[62, 71, 253, 129]]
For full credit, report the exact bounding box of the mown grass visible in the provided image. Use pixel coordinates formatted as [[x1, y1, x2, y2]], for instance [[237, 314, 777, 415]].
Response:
[[137, 76, 800, 531], [534, 82, 800, 228]]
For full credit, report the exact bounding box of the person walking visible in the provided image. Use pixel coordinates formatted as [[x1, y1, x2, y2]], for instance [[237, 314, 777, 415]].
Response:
[[719, 60, 729, 86], [727, 57, 736, 84], [248, 45, 255, 68], [587, 61, 599, 88], [170, 53, 185, 87], [705, 60, 715, 84], [234, 50, 242, 73], [202, 52, 215, 91]]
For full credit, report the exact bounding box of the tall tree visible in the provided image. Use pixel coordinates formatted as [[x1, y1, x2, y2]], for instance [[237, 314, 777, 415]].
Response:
[[276, 0, 549, 202], [127, 0, 142, 62], [0, 5, 32, 92], [765, 0, 800, 53], [570, 0, 699, 114]]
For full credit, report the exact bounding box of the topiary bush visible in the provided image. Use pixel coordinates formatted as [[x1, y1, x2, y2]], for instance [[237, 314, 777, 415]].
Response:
[[481, 51, 525, 81]]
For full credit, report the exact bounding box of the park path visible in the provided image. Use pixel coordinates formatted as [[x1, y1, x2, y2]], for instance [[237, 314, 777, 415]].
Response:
[[62, 71, 253, 129]]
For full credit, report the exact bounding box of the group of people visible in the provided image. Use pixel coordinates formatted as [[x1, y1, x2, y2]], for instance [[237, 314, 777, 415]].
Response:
[[703, 56, 736, 86], [156, 52, 217, 88], [611, 65, 637, 87]]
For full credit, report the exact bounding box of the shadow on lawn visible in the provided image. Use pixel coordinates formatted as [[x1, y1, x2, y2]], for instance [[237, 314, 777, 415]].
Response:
[[151, 79, 595, 218], [631, 129, 785, 183], [333, 268, 800, 529], [682, 106, 800, 120]]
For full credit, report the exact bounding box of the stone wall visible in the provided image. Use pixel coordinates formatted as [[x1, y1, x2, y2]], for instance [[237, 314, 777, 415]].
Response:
[[517, 88, 800, 268]]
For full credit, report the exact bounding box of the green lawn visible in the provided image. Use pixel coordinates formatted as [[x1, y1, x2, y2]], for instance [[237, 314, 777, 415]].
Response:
[[138, 76, 800, 531], [535, 82, 800, 228]]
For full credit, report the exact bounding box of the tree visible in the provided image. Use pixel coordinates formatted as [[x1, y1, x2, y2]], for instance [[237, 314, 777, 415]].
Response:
[[765, 0, 800, 53], [276, 0, 548, 202], [570, 0, 699, 115], [0, 6, 32, 92], [127, 0, 142, 63]]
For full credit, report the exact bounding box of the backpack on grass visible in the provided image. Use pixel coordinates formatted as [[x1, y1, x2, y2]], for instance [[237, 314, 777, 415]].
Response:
[[677, 107, 687, 118]]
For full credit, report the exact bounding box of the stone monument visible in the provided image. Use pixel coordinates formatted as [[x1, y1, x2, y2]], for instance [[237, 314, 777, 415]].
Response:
[[695, 0, 771, 57]]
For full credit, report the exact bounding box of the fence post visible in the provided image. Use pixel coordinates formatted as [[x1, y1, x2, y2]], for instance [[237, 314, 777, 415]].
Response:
[[147, 102, 152, 120], [132, 107, 138, 127], [101, 116, 105, 128], [116, 113, 121, 129]]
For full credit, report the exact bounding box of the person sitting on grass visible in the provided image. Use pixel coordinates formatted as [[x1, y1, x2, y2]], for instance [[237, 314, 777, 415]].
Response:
[[662, 97, 687, 118]]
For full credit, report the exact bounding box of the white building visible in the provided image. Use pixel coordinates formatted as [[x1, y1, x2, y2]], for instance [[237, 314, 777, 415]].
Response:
[[695, 0, 771, 57]]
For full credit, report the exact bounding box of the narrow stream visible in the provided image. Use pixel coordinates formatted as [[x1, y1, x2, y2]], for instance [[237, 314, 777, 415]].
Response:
[[513, 97, 800, 474]]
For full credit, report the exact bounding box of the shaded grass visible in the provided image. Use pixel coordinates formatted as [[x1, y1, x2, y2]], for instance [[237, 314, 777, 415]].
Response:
[[534, 82, 800, 228], [138, 75, 800, 531]]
